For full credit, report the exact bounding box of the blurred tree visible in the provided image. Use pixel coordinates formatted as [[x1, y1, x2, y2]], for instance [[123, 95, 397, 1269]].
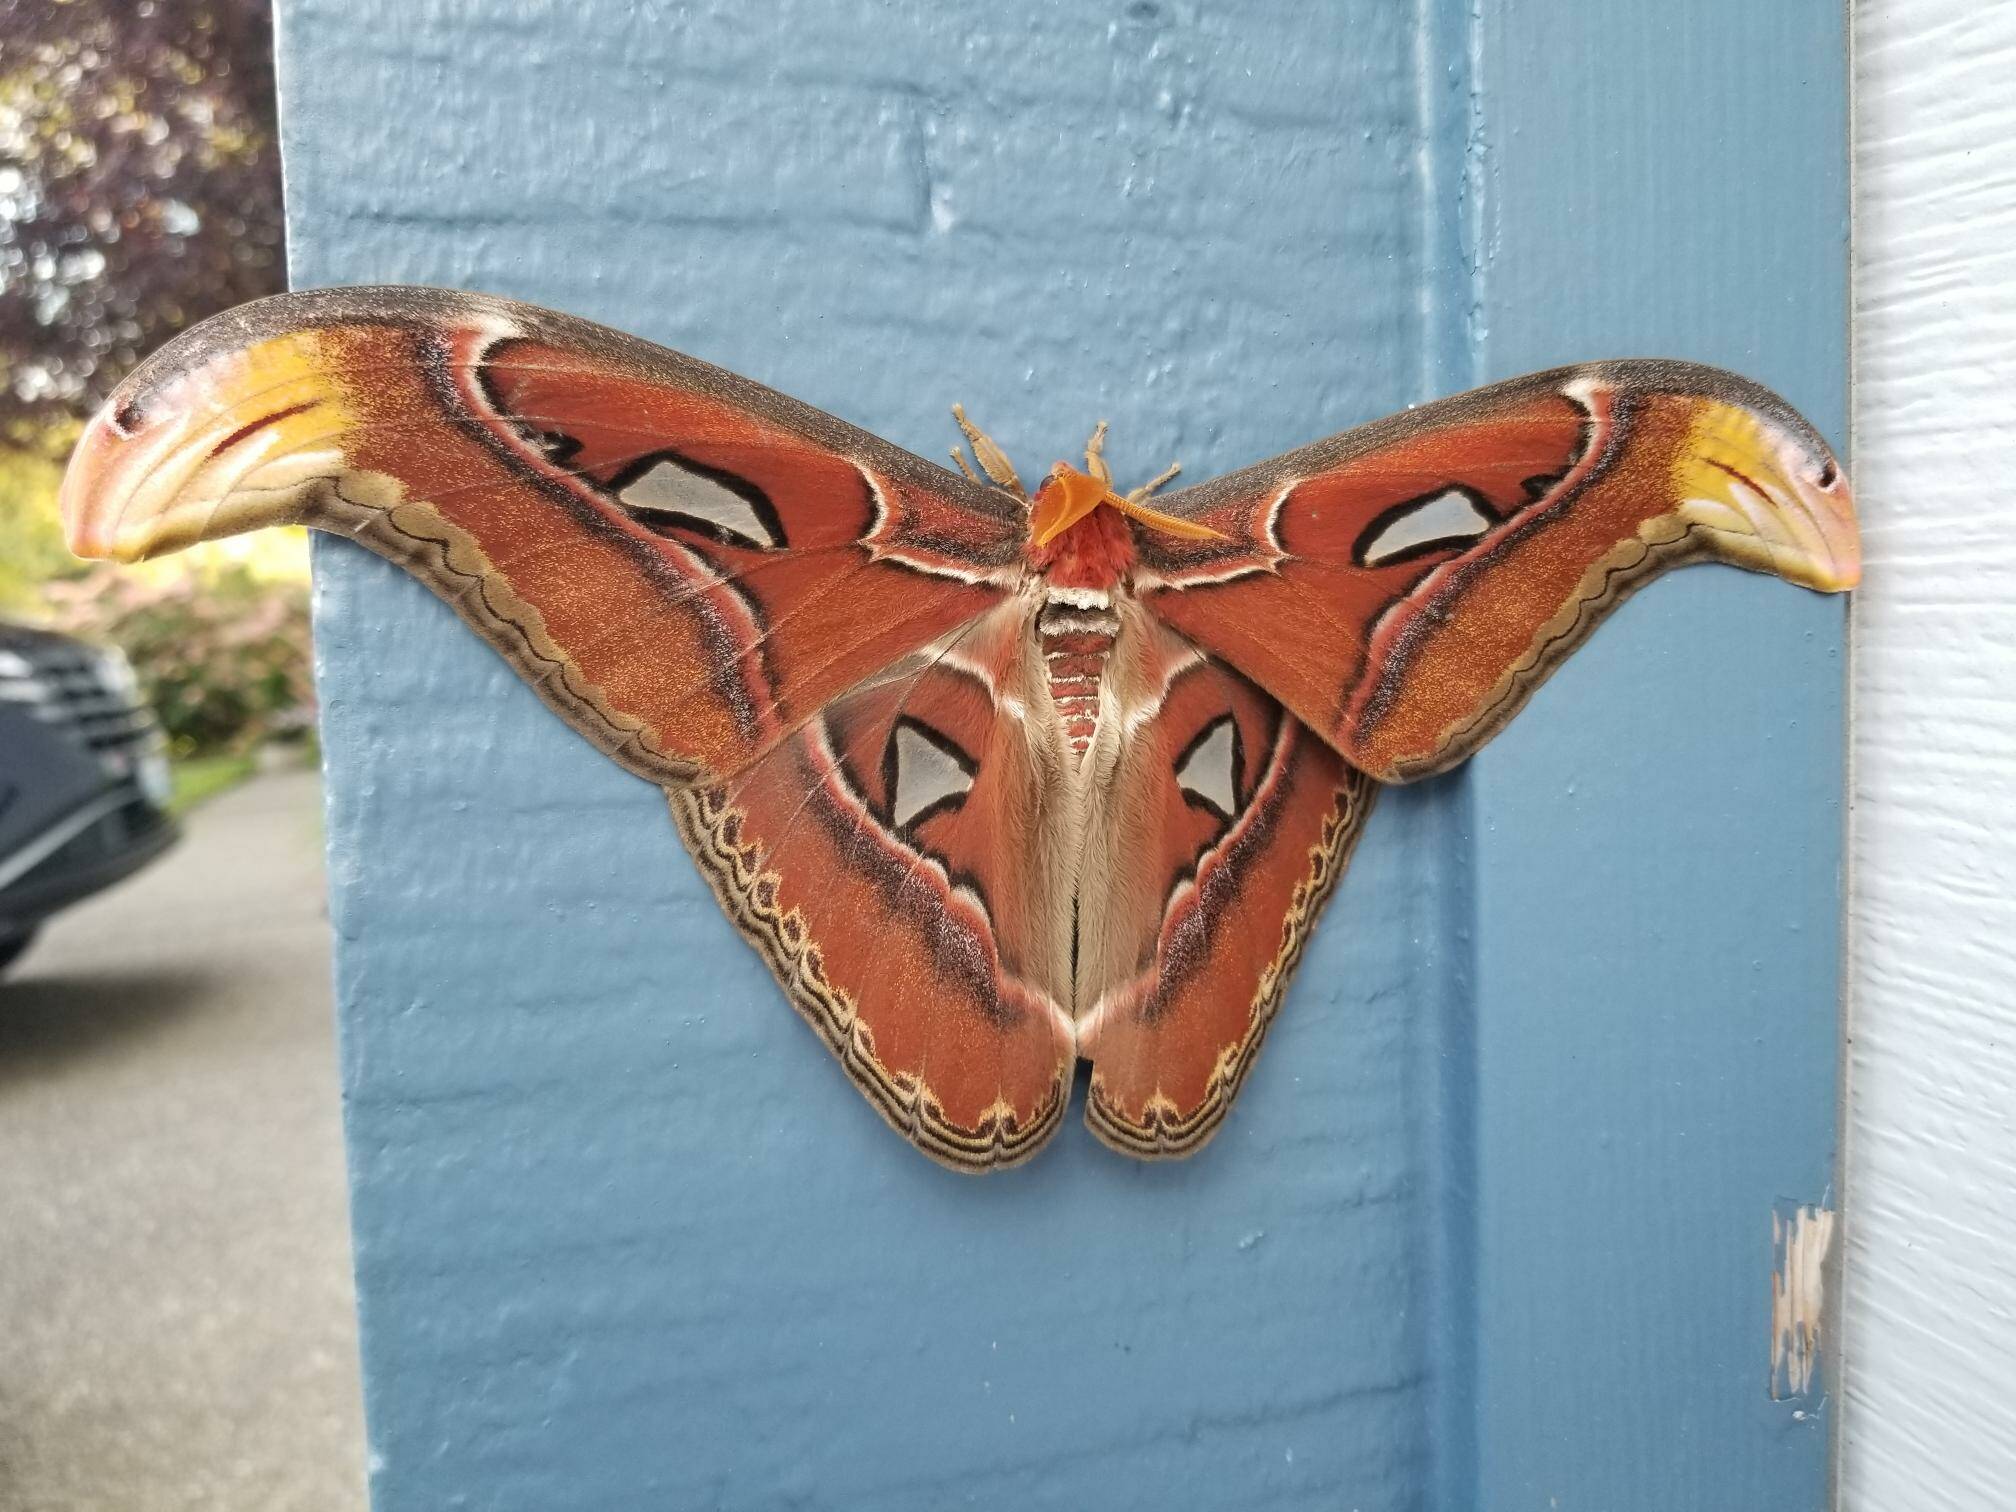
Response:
[[0, 0, 305, 757], [0, 0, 284, 456]]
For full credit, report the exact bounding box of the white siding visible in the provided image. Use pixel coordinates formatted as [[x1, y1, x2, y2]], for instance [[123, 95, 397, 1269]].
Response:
[[1846, 3, 2016, 1505]]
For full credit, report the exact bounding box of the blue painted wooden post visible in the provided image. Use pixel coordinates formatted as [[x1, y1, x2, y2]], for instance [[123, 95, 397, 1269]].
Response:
[[277, 1, 1845, 1506], [1461, 11, 1848, 1504]]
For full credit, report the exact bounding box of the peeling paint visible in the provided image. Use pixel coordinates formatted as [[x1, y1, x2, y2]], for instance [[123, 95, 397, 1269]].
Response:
[[1771, 1202, 1835, 1401]]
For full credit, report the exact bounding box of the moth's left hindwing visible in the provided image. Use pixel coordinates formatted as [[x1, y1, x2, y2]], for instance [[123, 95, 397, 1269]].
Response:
[[671, 613, 1076, 1169]]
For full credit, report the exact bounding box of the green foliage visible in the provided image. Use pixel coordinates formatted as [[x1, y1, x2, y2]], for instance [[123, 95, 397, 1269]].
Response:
[[0, 446, 78, 609], [169, 753, 255, 815], [40, 560, 312, 758]]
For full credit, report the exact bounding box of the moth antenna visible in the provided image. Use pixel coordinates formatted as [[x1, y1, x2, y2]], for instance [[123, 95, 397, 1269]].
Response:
[[1127, 460, 1182, 504], [951, 403, 1025, 498], [949, 445, 981, 484], [1084, 419, 1112, 485]]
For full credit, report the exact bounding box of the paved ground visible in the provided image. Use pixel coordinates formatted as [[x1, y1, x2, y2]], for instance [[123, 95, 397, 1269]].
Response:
[[0, 769, 365, 1512]]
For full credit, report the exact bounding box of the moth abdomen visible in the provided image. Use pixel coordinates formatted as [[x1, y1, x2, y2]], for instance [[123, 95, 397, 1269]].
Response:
[[1037, 592, 1120, 760]]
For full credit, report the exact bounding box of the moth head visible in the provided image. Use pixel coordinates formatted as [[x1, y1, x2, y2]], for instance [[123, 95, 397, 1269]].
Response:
[[1029, 462, 1118, 548], [1028, 460, 1224, 551]]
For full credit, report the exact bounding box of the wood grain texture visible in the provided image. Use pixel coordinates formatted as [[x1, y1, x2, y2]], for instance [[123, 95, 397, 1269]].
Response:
[[1845, 4, 2016, 1506]]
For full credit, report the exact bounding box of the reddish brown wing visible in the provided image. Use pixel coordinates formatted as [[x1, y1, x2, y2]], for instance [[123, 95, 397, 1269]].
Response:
[[1073, 621, 1376, 1157], [60, 285, 1023, 786], [59, 285, 1062, 1171], [672, 605, 1075, 1169], [1133, 362, 1859, 781]]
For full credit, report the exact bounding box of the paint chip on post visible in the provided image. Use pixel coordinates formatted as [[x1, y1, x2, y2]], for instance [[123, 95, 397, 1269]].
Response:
[[1770, 1202, 1836, 1401]]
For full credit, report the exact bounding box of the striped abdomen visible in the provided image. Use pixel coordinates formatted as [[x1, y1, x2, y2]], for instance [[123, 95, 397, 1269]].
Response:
[[1038, 593, 1118, 759]]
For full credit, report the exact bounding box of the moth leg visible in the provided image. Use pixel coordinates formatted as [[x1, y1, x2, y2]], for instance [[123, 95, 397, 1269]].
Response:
[[1125, 460, 1182, 505], [948, 445, 982, 484], [951, 403, 1025, 498], [1084, 419, 1113, 486]]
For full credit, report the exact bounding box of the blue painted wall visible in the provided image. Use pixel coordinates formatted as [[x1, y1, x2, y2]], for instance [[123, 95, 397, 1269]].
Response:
[[276, 1, 1845, 1506]]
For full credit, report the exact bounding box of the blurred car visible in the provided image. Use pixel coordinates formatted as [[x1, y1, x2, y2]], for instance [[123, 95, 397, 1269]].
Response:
[[0, 621, 178, 977]]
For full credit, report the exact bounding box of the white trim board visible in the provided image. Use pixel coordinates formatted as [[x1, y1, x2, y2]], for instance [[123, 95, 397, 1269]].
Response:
[[1845, 3, 2016, 1505]]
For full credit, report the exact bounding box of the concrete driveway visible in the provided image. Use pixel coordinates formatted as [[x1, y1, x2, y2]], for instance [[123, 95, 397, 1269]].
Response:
[[0, 768, 365, 1511]]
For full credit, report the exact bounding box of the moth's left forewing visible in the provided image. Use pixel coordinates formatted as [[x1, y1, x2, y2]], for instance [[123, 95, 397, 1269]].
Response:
[[1134, 362, 1858, 782], [61, 286, 1024, 789]]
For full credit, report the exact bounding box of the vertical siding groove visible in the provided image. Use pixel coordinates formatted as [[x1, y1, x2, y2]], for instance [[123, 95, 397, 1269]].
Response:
[[1411, 7, 1487, 1507]]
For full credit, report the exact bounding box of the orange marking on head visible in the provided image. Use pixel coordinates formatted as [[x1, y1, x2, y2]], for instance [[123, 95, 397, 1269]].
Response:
[[1030, 462, 1225, 548], [1029, 464, 1108, 547]]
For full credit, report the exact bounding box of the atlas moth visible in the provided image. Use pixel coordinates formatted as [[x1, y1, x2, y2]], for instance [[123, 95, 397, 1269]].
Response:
[[60, 287, 1859, 1172]]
